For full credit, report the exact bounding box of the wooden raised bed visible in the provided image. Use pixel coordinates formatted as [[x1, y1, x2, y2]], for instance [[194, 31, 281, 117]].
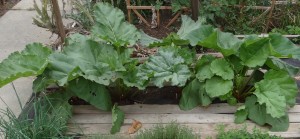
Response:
[[67, 104, 300, 139]]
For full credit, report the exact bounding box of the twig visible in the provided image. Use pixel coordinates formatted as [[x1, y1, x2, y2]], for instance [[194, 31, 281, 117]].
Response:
[[264, 0, 275, 33]]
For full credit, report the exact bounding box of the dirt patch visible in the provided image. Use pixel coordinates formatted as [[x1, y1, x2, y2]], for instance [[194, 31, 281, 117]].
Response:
[[134, 11, 182, 39], [0, 0, 20, 17]]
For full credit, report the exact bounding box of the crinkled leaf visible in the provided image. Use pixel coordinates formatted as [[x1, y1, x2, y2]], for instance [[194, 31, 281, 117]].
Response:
[[21, 43, 52, 57], [179, 79, 212, 110], [234, 105, 248, 124], [67, 78, 112, 111], [149, 33, 189, 47], [48, 54, 81, 86], [138, 31, 162, 47], [0, 43, 51, 87], [264, 69, 298, 107], [199, 30, 242, 56], [162, 46, 196, 65], [92, 2, 140, 47], [269, 33, 300, 60], [195, 55, 216, 81], [177, 47, 196, 65], [210, 59, 234, 80], [254, 80, 286, 118], [50, 39, 126, 86], [177, 15, 214, 46], [140, 47, 191, 87], [111, 104, 125, 134], [65, 33, 91, 46], [239, 38, 270, 67], [121, 61, 148, 90], [205, 76, 233, 98], [33, 69, 56, 93], [265, 57, 299, 76]]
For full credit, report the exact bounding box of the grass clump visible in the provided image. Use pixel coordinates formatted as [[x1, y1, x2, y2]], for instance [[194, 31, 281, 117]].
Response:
[[0, 95, 72, 139], [216, 125, 283, 139], [135, 123, 199, 139]]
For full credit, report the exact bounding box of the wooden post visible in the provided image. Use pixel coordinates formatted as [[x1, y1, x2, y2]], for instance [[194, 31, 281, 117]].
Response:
[[51, 0, 66, 43], [191, 0, 199, 21], [264, 0, 275, 33], [126, 0, 132, 23]]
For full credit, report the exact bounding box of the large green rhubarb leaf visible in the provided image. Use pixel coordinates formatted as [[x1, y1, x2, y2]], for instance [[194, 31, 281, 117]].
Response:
[[265, 57, 299, 76], [0, 43, 51, 87], [138, 31, 162, 47], [254, 80, 286, 118], [205, 77, 233, 98], [49, 38, 127, 86], [111, 104, 125, 134], [121, 61, 149, 90], [210, 59, 234, 80], [264, 69, 298, 107], [67, 78, 112, 111], [198, 30, 242, 56], [244, 96, 289, 131], [234, 105, 248, 123], [92, 2, 140, 47], [239, 38, 270, 67], [269, 33, 300, 60], [179, 79, 212, 110], [195, 55, 215, 81], [177, 15, 214, 46], [140, 47, 191, 88]]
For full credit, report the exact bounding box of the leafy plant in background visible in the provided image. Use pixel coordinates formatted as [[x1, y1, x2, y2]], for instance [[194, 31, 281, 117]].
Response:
[[199, 0, 300, 35], [0, 2, 300, 135], [271, 25, 300, 44]]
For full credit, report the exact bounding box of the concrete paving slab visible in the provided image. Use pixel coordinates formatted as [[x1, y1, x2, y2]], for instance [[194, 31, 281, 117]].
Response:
[[12, 0, 72, 11], [0, 0, 64, 118], [0, 10, 55, 60]]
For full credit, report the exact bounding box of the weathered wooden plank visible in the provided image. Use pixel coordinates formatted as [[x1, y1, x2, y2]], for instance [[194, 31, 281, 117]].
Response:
[[73, 104, 238, 114], [67, 123, 300, 138], [70, 113, 234, 124], [235, 34, 300, 38], [69, 113, 300, 124], [72, 104, 300, 114], [127, 6, 188, 10]]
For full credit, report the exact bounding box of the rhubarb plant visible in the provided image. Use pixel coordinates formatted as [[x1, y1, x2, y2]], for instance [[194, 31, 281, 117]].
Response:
[[0, 2, 299, 134]]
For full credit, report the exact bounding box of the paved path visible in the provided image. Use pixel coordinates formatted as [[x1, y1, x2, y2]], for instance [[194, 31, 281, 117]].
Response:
[[0, 0, 68, 117]]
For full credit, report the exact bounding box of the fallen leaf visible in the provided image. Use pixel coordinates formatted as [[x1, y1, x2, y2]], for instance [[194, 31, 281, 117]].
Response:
[[128, 119, 142, 134]]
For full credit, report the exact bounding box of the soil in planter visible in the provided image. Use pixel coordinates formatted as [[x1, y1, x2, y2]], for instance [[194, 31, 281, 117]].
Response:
[[69, 86, 183, 106]]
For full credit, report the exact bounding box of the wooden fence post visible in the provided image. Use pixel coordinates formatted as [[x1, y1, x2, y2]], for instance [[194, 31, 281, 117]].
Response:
[[51, 0, 66, 43], [191, 0, 199, 21]]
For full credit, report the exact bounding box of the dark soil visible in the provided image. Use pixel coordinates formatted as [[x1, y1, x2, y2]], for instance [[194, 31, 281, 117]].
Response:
[[134, 11, 181, 39], [0, 0, 20, 17], [69, 86, 183, 106]]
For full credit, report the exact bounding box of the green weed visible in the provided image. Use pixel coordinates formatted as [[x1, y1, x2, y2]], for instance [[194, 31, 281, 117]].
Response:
[[0, 95, 72, 139], [135, 123, 200, 139], [215, 125, 283, 139]]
